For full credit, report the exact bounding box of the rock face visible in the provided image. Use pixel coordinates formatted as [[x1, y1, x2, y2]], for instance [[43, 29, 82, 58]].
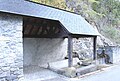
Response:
[[97, 35, 114, 46], [73, 38, 93, 60], [0, 13, 23, 81], [72, 29, 116, 63]]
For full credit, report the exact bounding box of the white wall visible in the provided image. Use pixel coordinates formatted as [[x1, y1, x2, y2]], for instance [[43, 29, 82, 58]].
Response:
[[23, 38, 68, 67], [112, 46, 120, 63]]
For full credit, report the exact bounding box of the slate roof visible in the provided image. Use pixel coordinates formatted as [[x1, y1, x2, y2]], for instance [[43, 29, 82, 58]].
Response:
[[0, 0, 100, 36]]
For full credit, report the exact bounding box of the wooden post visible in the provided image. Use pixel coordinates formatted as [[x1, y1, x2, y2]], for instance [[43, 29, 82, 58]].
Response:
[[68, 35, 73, 67], [93, 36, 97, 60]]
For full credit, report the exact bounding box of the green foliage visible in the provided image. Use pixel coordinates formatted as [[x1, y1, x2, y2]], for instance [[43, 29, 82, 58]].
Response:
[[90, 0, 120, 44], [30, 0, 70, 10], [91, 0, 120, 25], [85, 10, 104, 20], [103, 26, 120, 44]]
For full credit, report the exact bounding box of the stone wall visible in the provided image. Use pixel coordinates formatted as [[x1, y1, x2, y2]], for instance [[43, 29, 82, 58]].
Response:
[[23, 38, 68, 68], [0, 13, 23, 81], [73, 38, 93, 60]]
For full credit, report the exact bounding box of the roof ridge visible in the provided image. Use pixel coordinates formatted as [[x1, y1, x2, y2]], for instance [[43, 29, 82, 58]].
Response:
[[25, 0, 81, 16]]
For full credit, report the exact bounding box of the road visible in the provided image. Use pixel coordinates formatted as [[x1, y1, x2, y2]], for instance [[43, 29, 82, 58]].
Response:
[[73, 64, 120, 81]]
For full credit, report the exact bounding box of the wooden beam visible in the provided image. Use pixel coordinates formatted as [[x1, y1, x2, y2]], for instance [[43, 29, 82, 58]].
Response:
[[23, 34, 67, 38], [34, 19, 43, 35], [93, 36, 97, 60], [71, 34, 97, 38], [68, 35, 73, 67]]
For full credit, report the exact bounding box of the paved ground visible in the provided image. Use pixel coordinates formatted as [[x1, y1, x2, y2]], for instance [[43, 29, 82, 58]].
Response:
[[24, 64, 120, 81]]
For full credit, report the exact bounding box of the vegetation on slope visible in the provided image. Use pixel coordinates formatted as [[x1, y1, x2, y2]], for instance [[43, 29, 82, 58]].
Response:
[[30, 0, 73, 11]]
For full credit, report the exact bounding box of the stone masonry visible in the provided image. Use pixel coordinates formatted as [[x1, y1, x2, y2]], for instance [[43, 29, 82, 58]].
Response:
[[97, 46, 120, 64], [0, 13, 23, 81]]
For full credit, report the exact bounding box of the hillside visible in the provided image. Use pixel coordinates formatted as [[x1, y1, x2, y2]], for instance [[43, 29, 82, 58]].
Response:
[[31, 0, 120, 45]]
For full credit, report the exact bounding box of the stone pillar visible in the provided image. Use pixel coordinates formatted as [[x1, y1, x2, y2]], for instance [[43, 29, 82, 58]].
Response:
[[0, 13, 23, 81], [68, 36, 73, 67]]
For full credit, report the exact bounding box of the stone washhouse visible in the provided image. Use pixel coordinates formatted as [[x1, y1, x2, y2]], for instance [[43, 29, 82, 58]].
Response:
[[0, 0, 100, 80]]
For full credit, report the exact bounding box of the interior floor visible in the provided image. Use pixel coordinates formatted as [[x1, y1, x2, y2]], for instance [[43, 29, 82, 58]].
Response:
[[24, 66, 68, 81]]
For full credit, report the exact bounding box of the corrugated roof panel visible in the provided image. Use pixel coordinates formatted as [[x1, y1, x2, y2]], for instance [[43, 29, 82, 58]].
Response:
[[0, 0, 100, 36]]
